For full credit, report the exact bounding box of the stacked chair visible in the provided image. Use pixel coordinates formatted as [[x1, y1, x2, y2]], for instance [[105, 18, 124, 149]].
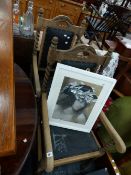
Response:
[[85, 4, 120, 49], [32, 8, 126, 174]]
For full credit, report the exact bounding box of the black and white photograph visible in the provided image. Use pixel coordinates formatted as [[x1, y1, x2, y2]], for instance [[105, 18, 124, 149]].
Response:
[[48, 63, 116, 133], [52, 77, 102, 125]]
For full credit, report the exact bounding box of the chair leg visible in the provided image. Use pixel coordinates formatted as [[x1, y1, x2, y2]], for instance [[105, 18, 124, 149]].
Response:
[[88, 39, 92, 44], [35, 123, 43, 175], [101, 32, 106, 49], [38, 124, 42, 161], [94, 35, 102, 50], [88, 33, 95, 44]]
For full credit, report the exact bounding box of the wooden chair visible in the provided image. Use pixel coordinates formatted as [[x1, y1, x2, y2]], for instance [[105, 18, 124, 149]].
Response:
[[33, 8, 87, 87], [33, 36, 126, 173], [85, 4, 120, 49], [110, 5, 131, 36], [120, 0, 131, 7]]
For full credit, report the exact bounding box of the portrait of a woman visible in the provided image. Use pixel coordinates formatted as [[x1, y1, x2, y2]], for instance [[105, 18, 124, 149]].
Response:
[[52, 79, 98, 125]]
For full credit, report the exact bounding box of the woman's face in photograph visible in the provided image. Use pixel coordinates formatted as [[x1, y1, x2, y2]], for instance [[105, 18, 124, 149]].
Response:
[[72, 100, 86, 111]]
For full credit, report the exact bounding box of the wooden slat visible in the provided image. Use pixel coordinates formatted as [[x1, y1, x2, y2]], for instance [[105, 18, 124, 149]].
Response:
[[0, 0, 16, 156]]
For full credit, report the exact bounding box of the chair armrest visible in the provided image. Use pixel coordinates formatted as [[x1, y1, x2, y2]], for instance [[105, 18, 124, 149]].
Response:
[[99, 111, 126, 153], [41, 92, 54, 172], [113, 89, 124, 97], [32, 54, 41, 98]]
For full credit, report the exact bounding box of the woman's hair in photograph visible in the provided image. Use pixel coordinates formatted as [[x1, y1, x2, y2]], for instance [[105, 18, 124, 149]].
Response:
[[57, 82, 97, 110]]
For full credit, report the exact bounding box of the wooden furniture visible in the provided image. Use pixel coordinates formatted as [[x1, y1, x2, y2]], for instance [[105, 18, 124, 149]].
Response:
[[33, 9, 86, 97], [14, 34, 34, 77], [52, 0, 82, 24], [104, 40, 117, 51], [105, 36, 131, 96], [121, 0, 131, 7], [33, 36, 126, 173], [115, 36, 131, 57], [114, 36, 131, 96], [85, 4, 120, 49], [109, 5, 131, 36], [18, 0, 84, 25], [115, 53, 131, 95], [0, 64, 37, 175], [0, 0, 15, 157], [41, 38, 112, 91], [16, 0, 131, 26]]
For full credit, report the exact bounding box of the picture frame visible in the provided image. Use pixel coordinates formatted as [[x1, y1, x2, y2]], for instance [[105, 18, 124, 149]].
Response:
[[48, 63, 116, 133]]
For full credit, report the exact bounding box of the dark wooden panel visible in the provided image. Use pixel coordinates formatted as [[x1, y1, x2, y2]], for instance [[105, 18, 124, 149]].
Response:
[[14, 35, 34, 77], [115, 36, 131, 57], [0, 0, 15, 156], [0, 64, 37, 175]]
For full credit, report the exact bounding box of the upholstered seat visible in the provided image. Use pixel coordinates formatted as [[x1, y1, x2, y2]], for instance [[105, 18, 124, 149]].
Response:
[[51, 126, 100, 160]]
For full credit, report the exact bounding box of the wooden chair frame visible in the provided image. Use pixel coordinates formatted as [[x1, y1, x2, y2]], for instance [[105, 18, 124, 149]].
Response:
[[33, 8, 87, 70], [86, 4, 120, 49], [33, 36, 126, 173], [42, 37, 111, 91]]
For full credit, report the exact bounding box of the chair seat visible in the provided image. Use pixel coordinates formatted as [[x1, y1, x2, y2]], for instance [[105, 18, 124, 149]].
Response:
[[50, 126, 100, 160]]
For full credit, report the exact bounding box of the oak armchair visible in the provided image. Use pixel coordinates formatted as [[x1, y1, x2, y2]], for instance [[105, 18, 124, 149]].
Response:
[[32, 36, 126, 173]]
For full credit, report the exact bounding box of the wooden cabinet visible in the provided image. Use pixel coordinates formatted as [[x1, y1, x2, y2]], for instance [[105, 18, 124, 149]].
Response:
[[19, 0, 27, 15], [53, 1, 82, 24], [37, 0, 55, 19], [112, 36, 131, 96], [115, 56, 131, 96], [33, 6, 39, 24], [15, 0, 83, 25]]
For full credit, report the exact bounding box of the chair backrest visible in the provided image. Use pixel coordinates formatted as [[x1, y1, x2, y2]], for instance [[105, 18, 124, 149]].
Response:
[[88, 4, 120, 32], [110, 5, 131, 36], [120, 0, 131, 7], [33, 8, 87, 69], [42, 36, 112, 91]]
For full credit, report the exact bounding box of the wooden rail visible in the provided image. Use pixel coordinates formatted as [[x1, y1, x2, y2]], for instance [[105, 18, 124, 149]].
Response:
[[0, 0, 16, 156]]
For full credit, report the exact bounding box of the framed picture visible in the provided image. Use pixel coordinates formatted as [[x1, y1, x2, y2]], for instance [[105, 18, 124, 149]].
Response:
[[48, 63, 116, 133]]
